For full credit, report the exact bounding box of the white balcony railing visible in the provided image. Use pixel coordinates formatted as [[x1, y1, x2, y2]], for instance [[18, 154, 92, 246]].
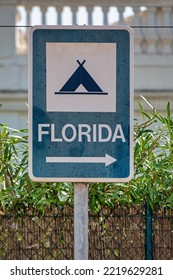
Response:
[[0, 0, 172, 55], [0, 0, 173, 91], [0, 0, 173, 129]]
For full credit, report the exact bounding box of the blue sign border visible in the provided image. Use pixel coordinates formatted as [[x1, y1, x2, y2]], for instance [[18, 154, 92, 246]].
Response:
[[29, 26, 134, 182]]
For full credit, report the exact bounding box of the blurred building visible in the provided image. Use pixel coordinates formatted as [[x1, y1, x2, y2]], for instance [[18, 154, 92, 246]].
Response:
[[0, 0, 173, 129]]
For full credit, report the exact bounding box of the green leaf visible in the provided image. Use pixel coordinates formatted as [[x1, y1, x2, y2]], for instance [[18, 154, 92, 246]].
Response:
[[167, 102, 171, 120], [91, 195, 96, 210]]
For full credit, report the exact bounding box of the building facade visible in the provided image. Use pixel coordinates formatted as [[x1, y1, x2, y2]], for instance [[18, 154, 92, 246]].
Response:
[[0, 0, 173, 129]]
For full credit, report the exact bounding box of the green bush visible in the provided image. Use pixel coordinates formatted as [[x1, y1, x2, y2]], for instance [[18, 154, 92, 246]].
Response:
[[0, 98, 173, 214], [89, 98, 173, 212]]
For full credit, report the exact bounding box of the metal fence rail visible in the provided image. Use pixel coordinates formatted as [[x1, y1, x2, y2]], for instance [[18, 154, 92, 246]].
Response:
[[89, 206, 146, 259], [0, 205, 173, 260], [153, 208, 173, 259]]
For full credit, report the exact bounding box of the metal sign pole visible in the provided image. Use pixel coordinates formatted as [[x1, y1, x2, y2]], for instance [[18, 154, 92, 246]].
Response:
[[74, 183, 88, 260]]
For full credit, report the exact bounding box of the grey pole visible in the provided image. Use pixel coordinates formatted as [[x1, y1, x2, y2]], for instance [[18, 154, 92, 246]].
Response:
[[74, 183, 88, 260]]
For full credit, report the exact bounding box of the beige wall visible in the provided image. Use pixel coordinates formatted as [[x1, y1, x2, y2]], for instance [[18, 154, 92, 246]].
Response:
[[0, 1, 173, 129]]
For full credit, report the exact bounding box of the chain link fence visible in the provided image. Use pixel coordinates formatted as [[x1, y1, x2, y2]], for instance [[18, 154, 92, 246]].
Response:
[[0, 205, 172, 260]]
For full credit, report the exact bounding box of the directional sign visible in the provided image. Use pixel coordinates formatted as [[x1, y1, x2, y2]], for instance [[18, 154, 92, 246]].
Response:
[[29, 26, 134, 182]]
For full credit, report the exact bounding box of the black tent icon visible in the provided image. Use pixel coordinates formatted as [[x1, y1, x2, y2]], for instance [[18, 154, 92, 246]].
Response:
[[55, 60, 108, 95]]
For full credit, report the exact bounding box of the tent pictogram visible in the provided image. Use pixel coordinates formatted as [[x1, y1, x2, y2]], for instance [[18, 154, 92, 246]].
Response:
[[55, 60, 108, 95]]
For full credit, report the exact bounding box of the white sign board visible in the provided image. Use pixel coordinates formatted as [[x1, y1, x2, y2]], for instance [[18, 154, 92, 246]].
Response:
[[46, 43, 116, 112]]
